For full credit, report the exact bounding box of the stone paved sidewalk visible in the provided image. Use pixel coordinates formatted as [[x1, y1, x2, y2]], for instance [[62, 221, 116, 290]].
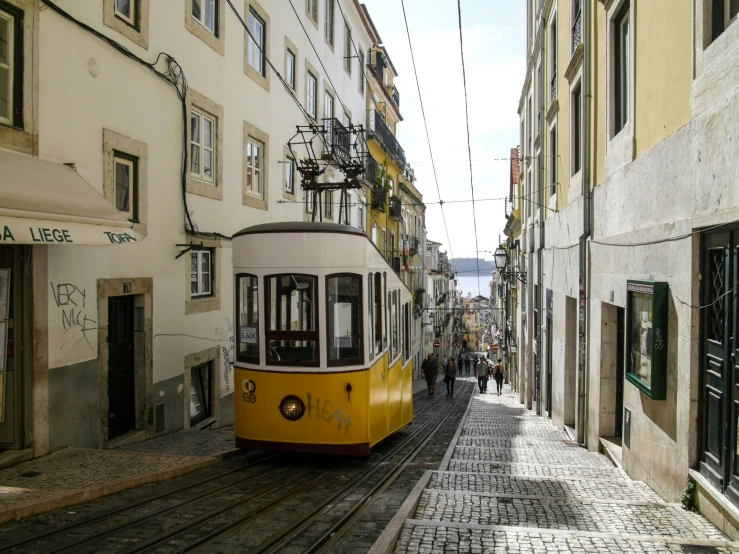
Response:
[[0, 426, 238, 524], [386, 383, 739, 553]]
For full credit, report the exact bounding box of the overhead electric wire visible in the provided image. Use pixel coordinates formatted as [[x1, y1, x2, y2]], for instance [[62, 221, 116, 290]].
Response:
[[399, 0, 457, 271], [456, 0, 482, 295]]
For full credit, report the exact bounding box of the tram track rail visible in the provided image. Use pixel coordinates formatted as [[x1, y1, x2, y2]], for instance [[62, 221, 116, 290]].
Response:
[[181, 380, 474, 554], [0, 380, 457, 554], [0, 452, 281, 553]]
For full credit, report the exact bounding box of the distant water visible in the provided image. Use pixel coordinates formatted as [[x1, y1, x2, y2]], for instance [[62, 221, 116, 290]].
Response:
[[456, 274, 492, 298]]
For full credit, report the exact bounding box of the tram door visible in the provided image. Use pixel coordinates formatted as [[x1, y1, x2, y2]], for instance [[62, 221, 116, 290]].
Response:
[[700, 229, 739, 506], [108, 295, 135, 440]]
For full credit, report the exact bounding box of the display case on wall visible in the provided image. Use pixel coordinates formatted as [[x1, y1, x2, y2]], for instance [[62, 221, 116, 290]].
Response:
[[625, 280, 669, 400]]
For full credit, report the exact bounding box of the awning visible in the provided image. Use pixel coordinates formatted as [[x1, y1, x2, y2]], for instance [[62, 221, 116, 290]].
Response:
[[0, 149, 142, 246]]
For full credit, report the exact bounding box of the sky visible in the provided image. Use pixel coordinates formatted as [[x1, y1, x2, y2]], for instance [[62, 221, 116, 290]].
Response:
[[363, 0, 525, 295]]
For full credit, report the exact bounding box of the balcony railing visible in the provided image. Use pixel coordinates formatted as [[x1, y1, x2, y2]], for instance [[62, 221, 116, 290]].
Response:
[[408, 236, 419, 255], [572, 7, 582, 54], [391, 256, 401, 273], [365, 155, 380, 185], [371, 186, 386, 210], [551, 71, 557, 101], [324, 117, 351, 161], [368, 109, 406, 168], [389, 196, 401, 219], [392, 85, 400, 108]]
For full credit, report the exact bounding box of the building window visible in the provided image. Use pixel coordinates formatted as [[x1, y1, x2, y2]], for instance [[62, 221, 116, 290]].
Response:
[[265, 274, 319, 365], [325, 189, 333, 219], [305, 188, 314, 214], [358, 50, 365, 94], [325, 0, 334, 46], [358, 202, 365, 230], [306, 0, 318, 23], [190, 109, 216, 182], [327, 274, 363, 365], [0, 6, 18, 127], [550, 16, 557, 101], [189, 362, 212, 426], [403, 302, 410, 361], [390, 289, 399, 360], [115, 0, 136, 27], [191, 249, 213, 297], [285, 157, 295, 194], [324, 90, 334, 121], [371, 223, 378, 245], [286, 48, 296, 89], [236, 274, 259, 364], [192, 0, 217, 35], [549, 125, 557, 196], [614, 3, 629, 134], [572, 84, 581, 174], [712, 0, 739, 42], [344, 22, 352, 74], [373, 272, 383, 353], [247, 9, 265, 76], [246, 137, 264, 198], [307, 71, 317, 117], [114, 154, 137, 220]]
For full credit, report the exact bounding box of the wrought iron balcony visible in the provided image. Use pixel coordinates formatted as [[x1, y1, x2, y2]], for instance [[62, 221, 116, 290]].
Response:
[[572, 7, 582, 54], [551, 72, 557, 101], [392, 256, 401, 273], [365, 155, 380, 185], [371, 186, 386, 210], [403, 163, 415, 183], [389, 196, 401, 219], [324, 117, 351, 161], [408, 236, 419, 255], [368, 109, 406, 168], [368, 49, 387, 85], [392, 85, 400, 108]]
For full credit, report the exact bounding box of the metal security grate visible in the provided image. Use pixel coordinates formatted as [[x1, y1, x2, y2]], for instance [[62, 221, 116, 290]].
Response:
[[572, 7, 582, 54], [708, 249, 725, 343]]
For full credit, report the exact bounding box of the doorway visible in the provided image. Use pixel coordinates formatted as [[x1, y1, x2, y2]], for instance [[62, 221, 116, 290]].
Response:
[[700, 229, 739, 506], [546, 317, 553, 419], [615, 307, 625, 436], [107, 295, 135, 440]]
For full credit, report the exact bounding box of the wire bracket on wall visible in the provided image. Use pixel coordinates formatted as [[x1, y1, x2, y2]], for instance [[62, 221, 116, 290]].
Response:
[[175, 242, 204, 260], [287, 120, 367, 225]]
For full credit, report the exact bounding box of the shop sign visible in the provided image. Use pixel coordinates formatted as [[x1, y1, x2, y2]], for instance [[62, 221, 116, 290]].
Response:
[[0, 217, 138, 246]]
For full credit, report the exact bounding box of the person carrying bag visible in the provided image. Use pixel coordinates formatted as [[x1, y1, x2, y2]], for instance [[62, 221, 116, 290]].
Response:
[[445, 359, 457, 398], [421, 354, 438, 396], [493, 359, 506, 395]]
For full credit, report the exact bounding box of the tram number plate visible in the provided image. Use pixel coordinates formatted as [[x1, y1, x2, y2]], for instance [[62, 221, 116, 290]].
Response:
[[240, 327, 258, 344]]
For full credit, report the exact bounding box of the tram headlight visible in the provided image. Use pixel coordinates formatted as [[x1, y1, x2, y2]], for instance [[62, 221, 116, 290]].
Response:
[[279, 395, 305, 421]]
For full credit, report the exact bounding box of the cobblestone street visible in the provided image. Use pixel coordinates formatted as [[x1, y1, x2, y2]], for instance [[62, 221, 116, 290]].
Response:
[[390, 385, 739, 554]]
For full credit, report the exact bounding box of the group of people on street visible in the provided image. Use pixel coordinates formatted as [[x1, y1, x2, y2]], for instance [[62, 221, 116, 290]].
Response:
[[421, 353, 506, 398]]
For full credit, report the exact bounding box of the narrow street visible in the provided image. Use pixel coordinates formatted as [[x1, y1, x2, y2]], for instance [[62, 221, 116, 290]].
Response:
[[389, 384, 739, 553]]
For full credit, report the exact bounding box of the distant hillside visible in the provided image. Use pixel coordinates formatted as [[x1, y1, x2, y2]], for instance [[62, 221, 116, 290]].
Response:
[[452, 257, 495, 275]]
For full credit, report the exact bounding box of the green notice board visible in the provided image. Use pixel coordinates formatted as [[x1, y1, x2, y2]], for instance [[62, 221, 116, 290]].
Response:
[[625, 280, 668, 400]]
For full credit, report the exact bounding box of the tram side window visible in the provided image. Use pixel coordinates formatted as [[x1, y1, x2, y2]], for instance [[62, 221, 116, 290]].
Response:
[[368, 273, 374, 358], [327, 274, 363, 365], [236, 274, 259, 364], [374, 272, 382, 353], [390, 290, 399, 360], [403, 302, 411, 362], [382, 273, 388, 350], [266, 274, 319, 365]]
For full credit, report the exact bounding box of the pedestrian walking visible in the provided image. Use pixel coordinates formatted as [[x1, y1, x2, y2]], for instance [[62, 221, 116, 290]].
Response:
[[474, 358, 487, 393], [421, 354, 438, 396], [445, 359, 457, 398], [482, 360, 490, 393], [441, 355, 448, 368], [493, 359, 505, 395], [465, 356, 471, 375]]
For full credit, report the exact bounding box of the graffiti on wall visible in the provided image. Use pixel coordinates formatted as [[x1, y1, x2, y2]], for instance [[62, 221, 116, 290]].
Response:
[[50, 282, 96, 350], [215, 318, 234, 392], [305, 392, 352, 434]]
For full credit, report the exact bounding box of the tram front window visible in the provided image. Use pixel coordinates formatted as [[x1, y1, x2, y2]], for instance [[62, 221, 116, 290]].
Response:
[[266, 274, 319, 365], [327, 274, 363, 365], [236, 274, 259, 364]]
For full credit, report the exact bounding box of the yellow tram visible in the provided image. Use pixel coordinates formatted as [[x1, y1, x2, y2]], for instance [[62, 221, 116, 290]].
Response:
[[232, 222, 414, 455]]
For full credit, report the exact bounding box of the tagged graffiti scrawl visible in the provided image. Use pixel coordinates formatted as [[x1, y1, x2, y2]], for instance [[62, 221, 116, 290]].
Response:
[[51, 282, 96, 350], [305, 393, 352, 434], [215, 318, 235, 392]]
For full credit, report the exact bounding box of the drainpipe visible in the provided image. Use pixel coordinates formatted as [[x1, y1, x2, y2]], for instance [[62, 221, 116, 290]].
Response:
[[537, 6, 546, 416], [577, 0, 592, 446]]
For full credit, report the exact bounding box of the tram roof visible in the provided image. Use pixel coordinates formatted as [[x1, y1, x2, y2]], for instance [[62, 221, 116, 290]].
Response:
[[233, 221, 367, 239]]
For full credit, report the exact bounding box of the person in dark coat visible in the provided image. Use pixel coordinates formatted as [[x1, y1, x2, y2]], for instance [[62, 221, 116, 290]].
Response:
[[493, 359, 506, 395], [445, 359, 458, 397], [421, 354, 438, 396], [464, 357, 471, 375]]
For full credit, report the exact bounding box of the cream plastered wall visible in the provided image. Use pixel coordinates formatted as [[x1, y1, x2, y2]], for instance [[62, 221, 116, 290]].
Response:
[[633, 0, 692, 159], [38, 0, 373, 399]]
